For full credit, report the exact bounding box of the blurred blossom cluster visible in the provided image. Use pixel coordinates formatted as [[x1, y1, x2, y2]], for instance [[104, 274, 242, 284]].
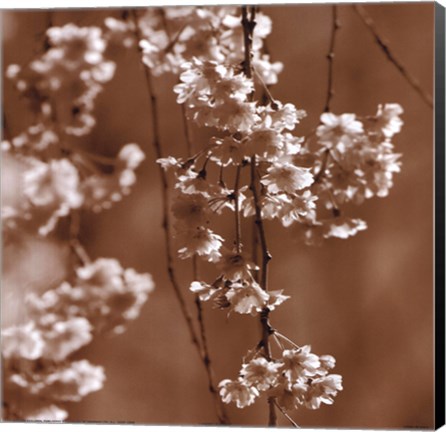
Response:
[[2, 20, 152, 421], [2, 257, 153, 420], [2, 5, 404, 424], [6, 24, 115, 136]]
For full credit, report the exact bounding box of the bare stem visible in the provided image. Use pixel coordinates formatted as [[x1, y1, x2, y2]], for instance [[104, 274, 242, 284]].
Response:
[[130, 9, 203, 356], [324, 5, 340, 113], [353, 4, 433, 109]]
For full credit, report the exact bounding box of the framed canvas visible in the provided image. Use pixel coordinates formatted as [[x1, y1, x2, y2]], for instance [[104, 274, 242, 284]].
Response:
[[1, 1, 445, 430]]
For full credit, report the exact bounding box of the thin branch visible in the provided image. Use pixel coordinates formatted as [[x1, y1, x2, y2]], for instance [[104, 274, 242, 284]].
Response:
[[241, 6, 255, 80], [193, 278, 229, 424], [254, 67, 277, 108], [323, 5, 340, 113], [2, 112, 12, 141], [353, 4, 433, 109], [181, 103, 194, 156], [249, 159, 272, 292], [234, 165, 242, 253], [130, 9, 203, 356], [251, 219, 259, 282]]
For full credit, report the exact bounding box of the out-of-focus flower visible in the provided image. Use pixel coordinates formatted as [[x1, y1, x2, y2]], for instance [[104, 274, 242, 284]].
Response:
[[2, 322, 44, 360]]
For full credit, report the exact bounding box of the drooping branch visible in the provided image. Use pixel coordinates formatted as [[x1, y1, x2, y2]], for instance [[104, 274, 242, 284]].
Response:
[[242, 5, 277, 425], [193, 274, 229, 424], [131, 10, 229, 424], [353, 4, 433, 109], [324, 5, 340, 113], [2, 112, 12, 141], [241, 6, 255, 81], [129, 10, 203, 355], [182, 108, 229, 425], [69, 211, 91, 266]]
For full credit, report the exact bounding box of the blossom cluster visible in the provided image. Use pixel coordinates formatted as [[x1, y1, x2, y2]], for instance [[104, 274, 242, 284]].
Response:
[[105, 7, 282, 84], [144, 5, 403, 417], [2, 258, 154, 420], [219, 345, 342, 411], [302, 103, 403, 244]]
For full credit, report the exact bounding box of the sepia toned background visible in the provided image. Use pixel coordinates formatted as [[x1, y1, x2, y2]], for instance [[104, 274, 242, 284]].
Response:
[[1, 3, 435, 428]]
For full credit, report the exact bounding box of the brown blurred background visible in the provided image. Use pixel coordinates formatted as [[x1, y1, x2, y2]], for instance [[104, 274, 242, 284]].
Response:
[[1, 3, 434, 428]]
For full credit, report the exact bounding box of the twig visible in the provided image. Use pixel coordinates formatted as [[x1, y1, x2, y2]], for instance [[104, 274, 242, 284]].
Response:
[[130, 9, 203, 356], [69, 211, 91, 266], [273, 400, 300, 428], [313, 148, 330, 183], [275, 332, 301, 350], [254, 67, 277, 108], [272, 333, 285, 351], [323, 5, 340, 113], [353, 4, 433, 109]]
